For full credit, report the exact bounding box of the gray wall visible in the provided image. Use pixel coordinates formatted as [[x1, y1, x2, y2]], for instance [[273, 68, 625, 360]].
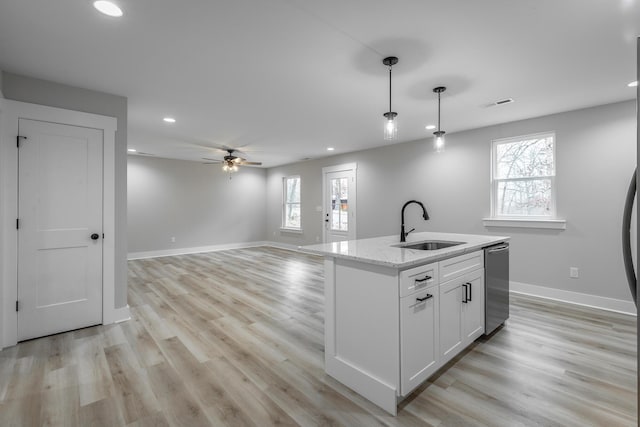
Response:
[[128, 156, 267, 253], [1, 71, 129, 308], [267, 100, 637, 302]]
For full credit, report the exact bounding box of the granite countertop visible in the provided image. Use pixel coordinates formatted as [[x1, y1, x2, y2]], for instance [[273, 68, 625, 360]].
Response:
[[299, 231, 510, 269]]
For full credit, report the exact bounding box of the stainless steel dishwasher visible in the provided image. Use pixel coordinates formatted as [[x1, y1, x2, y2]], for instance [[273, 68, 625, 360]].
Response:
[[484, 243, 510, 335]]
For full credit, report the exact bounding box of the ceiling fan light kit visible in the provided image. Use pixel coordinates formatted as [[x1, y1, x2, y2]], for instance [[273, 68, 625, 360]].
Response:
[[382, 56, 399, 140], [433, 86, 447, 153], [203, 148, 263, 176]]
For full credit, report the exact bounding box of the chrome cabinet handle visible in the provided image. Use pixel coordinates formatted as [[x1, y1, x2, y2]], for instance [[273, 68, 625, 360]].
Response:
[[462, 284, 468, 303]]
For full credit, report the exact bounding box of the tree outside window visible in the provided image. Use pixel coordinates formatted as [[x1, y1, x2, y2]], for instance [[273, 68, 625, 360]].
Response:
[[491, 133, 556, 217]]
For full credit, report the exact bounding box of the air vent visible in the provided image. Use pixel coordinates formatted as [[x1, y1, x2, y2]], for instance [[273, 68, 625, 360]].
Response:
[[494, 98, 514, 106]]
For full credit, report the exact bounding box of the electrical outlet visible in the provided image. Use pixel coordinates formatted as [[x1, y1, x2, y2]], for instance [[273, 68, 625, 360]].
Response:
[[170, 236, 176, 243], [570, 267, 579, 278]]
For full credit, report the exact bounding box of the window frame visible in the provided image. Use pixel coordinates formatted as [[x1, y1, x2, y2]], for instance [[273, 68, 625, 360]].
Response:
[[281, 175, 302, 231], [490, 131, 557, 220]]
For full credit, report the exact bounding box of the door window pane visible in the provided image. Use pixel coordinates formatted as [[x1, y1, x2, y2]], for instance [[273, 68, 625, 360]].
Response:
[[330, 177, 348, 231]]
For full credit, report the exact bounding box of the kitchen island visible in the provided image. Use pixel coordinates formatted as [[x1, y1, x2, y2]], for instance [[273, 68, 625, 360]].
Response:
[[300, 232, 509, 415]]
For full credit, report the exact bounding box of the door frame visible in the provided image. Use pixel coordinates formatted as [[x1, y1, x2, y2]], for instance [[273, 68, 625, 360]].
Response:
[[0, 99, 118, 349], [322, 162, 357, 243]]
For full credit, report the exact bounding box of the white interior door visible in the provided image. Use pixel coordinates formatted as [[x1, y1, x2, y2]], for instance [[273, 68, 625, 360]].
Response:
[[323, 164, 357, 243], [18, 118, 103, 341]]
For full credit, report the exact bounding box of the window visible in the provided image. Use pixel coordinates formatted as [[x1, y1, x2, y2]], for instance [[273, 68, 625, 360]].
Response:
[[282, 176, 301, 230], [491, 132, 556, 218]]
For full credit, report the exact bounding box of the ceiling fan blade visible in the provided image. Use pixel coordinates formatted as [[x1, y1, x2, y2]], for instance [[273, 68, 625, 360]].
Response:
[[202, 157, 222, 164], [239, 161, 262, 166]]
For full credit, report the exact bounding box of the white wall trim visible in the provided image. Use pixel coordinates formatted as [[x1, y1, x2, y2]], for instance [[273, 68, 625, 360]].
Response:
[[511, 281, 637, 316], [279, 227, 303, 234], [128, 241, 271, 260], [1, 100, 118, 348], [483, 218, 566, 230], [321, 162, 358, 174], [112, 305, 131, 323], [263, 241, 303, 252], [128, 240, 308, 260]]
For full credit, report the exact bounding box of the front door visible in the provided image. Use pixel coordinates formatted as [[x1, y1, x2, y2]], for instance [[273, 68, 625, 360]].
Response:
[[323, 164, 357, 243], [17, 118, 104, 341]]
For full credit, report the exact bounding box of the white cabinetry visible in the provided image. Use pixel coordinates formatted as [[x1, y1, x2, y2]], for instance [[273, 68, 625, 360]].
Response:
[[439, 269, 485, 361], [462, 269, 485, 342], [439, 278, 464, 359], [324, 249, 487, 415], [400, 284, 439, 395]]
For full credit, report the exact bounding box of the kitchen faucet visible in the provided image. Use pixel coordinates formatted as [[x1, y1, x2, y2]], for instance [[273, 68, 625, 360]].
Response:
[[400, 200, 429, 242]]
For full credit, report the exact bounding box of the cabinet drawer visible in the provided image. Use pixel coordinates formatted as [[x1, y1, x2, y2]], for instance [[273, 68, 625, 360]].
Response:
[[399, 262, 438, 297], [439, 251, 484, 283]]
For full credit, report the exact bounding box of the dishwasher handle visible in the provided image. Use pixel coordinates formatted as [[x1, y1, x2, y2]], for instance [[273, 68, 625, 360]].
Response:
[[487, 244, 509, 254]]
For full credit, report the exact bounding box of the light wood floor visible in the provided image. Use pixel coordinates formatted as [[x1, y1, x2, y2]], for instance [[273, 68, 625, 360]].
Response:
[[0, 246, 636, 426]]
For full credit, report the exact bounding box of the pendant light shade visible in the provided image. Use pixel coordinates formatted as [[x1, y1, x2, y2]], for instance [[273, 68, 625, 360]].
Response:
[[433, 86, 446, 152], [383, 57, 399, 140]]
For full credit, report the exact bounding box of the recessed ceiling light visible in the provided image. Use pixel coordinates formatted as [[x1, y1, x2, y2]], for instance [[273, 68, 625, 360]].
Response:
[[425, 125, 436, 130], [629, 80, 638, 87], [163, 117, 176, 123], [93, 1, 123, 17], [327, 147, 335, 151], [127, 148, 137, 152]]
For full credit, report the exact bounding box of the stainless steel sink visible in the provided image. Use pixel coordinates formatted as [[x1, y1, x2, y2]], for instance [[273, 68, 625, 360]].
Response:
[[394, 240, 465, 250]]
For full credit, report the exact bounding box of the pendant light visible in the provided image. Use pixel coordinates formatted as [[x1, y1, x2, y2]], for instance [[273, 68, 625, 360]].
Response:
[[382, 56, 399, 140], [433, 86, 446, 152]]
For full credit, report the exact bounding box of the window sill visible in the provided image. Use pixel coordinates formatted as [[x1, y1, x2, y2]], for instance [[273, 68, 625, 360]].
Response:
[[280, 227, 303, 234], [482, 218, 566, 230]]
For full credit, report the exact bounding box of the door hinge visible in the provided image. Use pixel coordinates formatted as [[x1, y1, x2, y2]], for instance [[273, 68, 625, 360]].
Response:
[[16, 218, 19, 229], [17, 135, 26, 148], [16, 301, 19, 312]]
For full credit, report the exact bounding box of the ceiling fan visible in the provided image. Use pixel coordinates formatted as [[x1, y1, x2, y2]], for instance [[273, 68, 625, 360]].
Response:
[[203, 148, 262, 172]]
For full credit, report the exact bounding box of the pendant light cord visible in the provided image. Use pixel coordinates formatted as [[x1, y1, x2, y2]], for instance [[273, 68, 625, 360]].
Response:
[[388, 65, 392, 113], [437, 91, 441, 132]]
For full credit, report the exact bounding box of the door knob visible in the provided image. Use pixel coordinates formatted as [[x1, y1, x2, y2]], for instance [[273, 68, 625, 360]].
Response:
[[91, 233, 100, 240]]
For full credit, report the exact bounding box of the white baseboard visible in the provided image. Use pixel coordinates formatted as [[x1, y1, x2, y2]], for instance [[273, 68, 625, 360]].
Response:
[[102, 304, 131, 325], [263, 241, 303, 251], [510, 281, 637, 316], [128, 241, 271, 260], [112, 305, 131, 323]]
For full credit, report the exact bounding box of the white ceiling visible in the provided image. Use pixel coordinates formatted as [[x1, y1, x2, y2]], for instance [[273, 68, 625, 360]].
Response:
[[0, 0, 638, 167]]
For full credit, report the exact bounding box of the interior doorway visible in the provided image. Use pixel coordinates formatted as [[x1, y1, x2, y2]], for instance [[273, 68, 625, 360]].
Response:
[[0, 100, 119, 349], [17, 118, 104, 341]]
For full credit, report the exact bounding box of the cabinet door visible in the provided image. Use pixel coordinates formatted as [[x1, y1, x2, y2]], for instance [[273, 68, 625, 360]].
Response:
[[439, 279, 464, 361], [400, 289, 439, 396], [462, 269, 485, 343]]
